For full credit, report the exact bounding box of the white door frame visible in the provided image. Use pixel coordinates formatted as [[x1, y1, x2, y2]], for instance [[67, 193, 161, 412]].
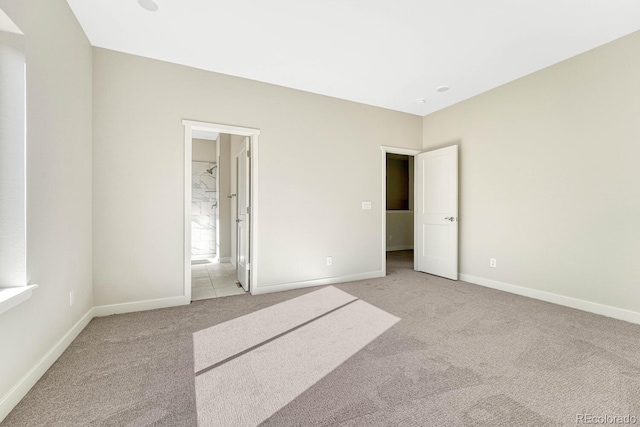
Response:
[[183, 120, 260, 300], [380, 145, 422, 276]]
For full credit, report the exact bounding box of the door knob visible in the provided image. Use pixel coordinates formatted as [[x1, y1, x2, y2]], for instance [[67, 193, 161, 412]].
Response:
[[444, 217, 455, 222], [236, 219, 242, 223]]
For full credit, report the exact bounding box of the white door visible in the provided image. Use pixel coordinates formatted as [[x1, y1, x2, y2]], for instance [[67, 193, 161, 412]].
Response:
[[236, 139, 250, 291], [414, 145, 458, 280]]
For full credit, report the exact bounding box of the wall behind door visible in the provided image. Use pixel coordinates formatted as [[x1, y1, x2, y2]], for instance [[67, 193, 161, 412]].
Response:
[[192, 137, 216, 162]]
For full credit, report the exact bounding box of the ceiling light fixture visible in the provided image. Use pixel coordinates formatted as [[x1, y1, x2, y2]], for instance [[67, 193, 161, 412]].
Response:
[[138, 0, 159, 12], [436, 85, 450, 93], [416, 98, 427, 104]]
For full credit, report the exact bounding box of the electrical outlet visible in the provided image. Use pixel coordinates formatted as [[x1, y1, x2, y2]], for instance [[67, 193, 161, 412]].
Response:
[[490, 258, 497, 268], [362, 201, 372, 210], [327, 256, 333, 266], [69, 290, 75, 306]]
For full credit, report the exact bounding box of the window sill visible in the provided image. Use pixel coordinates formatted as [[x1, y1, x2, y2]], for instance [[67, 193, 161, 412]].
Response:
[[0, 285, 38, 316]]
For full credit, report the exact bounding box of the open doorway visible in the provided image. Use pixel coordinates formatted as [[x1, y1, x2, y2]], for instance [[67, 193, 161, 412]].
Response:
[[386, 152, 415, 272], [190, 131, 245, 300], [383, 149, 418, 274], [183, 121, 260, 302], [381, 145, 459, 280]]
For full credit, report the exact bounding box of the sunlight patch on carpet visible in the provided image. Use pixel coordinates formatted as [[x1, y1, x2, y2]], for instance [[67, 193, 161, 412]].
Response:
[[192, 286, 400, 426], [193, 286, 358, 372]]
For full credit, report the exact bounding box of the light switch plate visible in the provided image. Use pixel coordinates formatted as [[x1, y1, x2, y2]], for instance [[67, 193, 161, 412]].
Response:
[[362, 201, 372, 210]]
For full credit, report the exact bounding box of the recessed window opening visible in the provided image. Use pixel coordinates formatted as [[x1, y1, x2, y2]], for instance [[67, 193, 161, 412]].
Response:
[[0, 7, 27, 290]]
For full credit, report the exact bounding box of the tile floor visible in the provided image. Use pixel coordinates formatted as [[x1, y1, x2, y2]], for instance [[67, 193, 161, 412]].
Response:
[[191, 261, 247, 301]]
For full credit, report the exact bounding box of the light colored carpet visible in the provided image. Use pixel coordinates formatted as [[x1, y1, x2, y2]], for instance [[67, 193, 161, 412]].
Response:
[[3, 251, 640, 426], [194, 290, 399, 426], [192, 286, 357, 372]]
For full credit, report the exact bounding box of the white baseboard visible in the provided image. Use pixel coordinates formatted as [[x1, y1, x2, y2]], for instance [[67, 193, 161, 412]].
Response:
[[386, 245, 414, 252], [459, 274, 640, 325], [1, 294, 191, 422], [93, 296, 189, 317], [252, 271, 385, 295], [0, 308, 94, 422], [219, 257, 231, 263]]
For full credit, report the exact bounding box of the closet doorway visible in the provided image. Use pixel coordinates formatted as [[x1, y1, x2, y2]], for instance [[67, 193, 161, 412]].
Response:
[[380, 145, 459, 280]]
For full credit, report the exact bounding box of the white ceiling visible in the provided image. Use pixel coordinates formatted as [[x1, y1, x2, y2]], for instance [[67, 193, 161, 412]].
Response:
[[66, 0, 640, 116], [192, 130, 219, 141], [0, 7, 22, 34]]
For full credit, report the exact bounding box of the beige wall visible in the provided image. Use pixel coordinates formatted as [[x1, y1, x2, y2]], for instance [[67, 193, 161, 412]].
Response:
[[218, 134, 231, 258], [386, 212, 414, 251], [92, 48, 422, 303], [423, 30, 640, 314], [0, 0, 92, 412], [192, 138, 216, 162]]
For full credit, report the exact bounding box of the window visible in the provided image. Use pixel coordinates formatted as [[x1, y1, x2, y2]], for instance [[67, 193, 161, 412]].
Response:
[[0, 7, 31, 314]]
